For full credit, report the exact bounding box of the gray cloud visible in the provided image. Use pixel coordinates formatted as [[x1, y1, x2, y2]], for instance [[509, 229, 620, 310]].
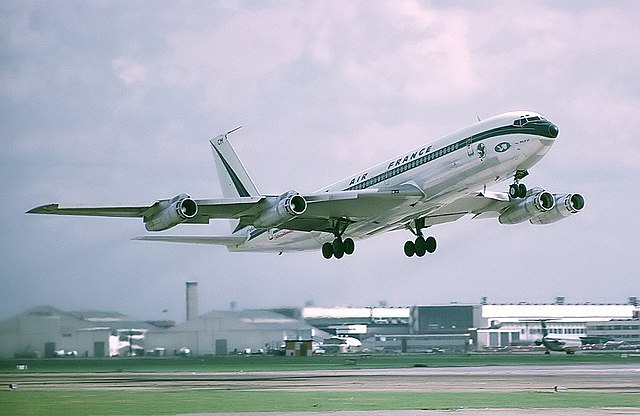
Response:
[[2, 1, 639, 321]]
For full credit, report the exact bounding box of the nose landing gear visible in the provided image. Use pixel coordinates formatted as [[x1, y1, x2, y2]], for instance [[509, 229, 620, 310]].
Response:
[[509, 170, 529, 199], [509, 183, 527, 199]]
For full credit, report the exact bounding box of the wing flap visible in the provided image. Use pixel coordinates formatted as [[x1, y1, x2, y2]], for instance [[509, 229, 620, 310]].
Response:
[[133, 235, 247, 246], [302, 184, 425, 221], [425, 191, 509, 219]]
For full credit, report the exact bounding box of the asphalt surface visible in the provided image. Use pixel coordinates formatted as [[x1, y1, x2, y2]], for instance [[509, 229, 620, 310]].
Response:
[[3, 363, 639, 415], [3, 364, 640, 393]]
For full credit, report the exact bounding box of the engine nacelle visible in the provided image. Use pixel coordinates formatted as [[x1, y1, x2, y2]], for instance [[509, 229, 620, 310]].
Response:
[[529, 193, 585, 225], [253, 190, 307, 229], [498, 190, 555, 225], [145, 193, 198, 231]]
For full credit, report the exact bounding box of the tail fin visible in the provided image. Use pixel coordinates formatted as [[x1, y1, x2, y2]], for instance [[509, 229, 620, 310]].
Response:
[[210, 127, 260, 198], [540, 320, 549, 337]]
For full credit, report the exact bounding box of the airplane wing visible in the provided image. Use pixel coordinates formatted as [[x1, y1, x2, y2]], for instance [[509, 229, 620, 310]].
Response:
[[26, 184, 425, 233], [27, 185, 511, 235], [27, 196, 265, 227], [27, 203, 153, 217], [27, 186, 517, 237], [425, 190, 510, 224], [378, 190, 510, 232], [222, 183, 427, 234]]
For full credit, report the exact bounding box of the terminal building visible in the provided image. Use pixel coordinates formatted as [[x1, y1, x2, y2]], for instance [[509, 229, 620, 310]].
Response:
[[585, 319, 640, 344], [303, 304, 482, 352], [476, 302, 637, 348], [300, 298, 639, 352]]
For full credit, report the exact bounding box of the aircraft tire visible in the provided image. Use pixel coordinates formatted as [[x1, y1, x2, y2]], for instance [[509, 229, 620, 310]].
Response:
[[426, 236, 437, 253], [414, 237, 426, 257], [509, 184, 519, 199], [404, 240, 415, 257], [518, 183, 527, 198], [333, 239, 345, 259], [343, 238, 355, 255], [322, 242, 334, 259]]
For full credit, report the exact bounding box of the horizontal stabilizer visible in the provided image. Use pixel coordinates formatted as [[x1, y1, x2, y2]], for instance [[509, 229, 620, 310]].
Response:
[[132, 235, 247, 246]]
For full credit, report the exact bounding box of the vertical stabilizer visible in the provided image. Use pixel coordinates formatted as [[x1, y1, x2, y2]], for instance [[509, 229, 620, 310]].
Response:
[[540, 320, 549, 338], [210, 127, 260, 198]]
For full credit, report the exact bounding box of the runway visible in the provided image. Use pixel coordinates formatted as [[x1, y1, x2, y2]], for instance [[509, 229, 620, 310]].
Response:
[[4, 363, 640, 393], [3, 363, 639, 415]]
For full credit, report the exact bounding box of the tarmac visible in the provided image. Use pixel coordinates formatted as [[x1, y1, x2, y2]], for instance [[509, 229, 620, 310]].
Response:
[[3, 363, 640, 415]]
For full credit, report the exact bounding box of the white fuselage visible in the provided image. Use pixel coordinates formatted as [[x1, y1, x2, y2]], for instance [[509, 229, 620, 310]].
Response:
[[542, 336, 583, 352], [234, 111, 556, 252]]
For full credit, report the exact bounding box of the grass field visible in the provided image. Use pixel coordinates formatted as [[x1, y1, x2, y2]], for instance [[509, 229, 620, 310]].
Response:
[[1, 351, 637, 373], [1, 353, 639, 415]]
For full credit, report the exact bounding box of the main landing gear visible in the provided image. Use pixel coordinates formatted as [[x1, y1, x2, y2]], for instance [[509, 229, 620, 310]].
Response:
[[404, 218, 437, 257], [509, 170, 529, 199], [322, 237, 355, 259], [322, 219, 355, 259]]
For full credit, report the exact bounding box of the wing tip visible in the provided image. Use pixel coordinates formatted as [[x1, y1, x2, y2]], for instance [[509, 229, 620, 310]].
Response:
[[26, 204, 59, 214]]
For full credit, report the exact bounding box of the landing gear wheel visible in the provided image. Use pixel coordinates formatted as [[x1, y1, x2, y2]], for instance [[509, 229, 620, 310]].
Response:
[[425, 236, 437, 253], [322, 242, 334, 259], [343, 238, 355, 255], [518, 183, 527, 198], [405, 217, 438, 258], [414, 236, 427, 257], [404, 240, 415, 257], [509, 184, 519, 199], [332, 238, 344, 259]]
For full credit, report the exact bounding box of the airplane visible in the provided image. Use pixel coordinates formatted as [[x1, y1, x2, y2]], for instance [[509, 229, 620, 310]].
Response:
[[27, 111, 585, 259], [534, 320, 583, 355]]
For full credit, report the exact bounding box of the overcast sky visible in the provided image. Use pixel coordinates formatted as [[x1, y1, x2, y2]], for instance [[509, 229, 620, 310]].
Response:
[[2, 1, 639, 322]]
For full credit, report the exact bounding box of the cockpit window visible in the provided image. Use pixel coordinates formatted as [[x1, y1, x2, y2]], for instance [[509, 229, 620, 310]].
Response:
[[513, 115, 545, 126]]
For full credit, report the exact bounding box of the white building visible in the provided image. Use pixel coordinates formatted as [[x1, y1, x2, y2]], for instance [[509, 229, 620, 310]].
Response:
[[477, 304, 637, 348], [145, 309, 319, 355], [0, 306, 160, 358]]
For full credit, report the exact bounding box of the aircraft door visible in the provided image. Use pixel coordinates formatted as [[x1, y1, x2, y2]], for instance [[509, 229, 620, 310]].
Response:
[[466, 138, 474, 156]]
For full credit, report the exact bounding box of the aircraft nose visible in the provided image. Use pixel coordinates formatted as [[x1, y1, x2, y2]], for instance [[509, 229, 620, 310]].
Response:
[[548, 123, 559, 138]]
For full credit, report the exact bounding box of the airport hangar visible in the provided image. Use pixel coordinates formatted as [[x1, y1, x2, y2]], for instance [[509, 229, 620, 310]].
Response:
[[0, 305, 321, 359], [1, 294, 638, 358]]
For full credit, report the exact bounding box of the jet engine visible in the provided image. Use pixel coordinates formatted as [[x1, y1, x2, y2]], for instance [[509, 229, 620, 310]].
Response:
[[253, 190, 307, 228], [498, 190, 555, 225], [529, 193, 585, 224], [144, 193, 198, 231]]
